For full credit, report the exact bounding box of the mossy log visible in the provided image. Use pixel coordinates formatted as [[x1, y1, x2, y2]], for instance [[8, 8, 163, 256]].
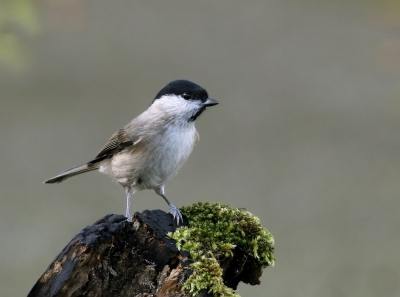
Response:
[[28, 209, 265, 297]]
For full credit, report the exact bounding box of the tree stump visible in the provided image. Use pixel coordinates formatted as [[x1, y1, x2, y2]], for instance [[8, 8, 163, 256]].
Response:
[[28, 209, 265, 297]]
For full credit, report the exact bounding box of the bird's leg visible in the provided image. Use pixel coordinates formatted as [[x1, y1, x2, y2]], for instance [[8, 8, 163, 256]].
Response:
[[155, 187, 183, 225], [125, 188, 132, 221]]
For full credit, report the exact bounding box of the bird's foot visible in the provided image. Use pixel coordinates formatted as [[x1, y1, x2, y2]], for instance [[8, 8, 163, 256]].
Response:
[[168, 203, 183, 225], [126, 212, 132, 222]]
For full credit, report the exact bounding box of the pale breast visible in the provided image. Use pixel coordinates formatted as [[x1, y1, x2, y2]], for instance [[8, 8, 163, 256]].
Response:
[[141, 125, 197, 187], [108, 124, 198, 190]]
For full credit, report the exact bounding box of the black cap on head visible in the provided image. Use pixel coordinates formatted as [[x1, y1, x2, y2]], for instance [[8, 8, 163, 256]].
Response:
[[154, 80, 209, 102]]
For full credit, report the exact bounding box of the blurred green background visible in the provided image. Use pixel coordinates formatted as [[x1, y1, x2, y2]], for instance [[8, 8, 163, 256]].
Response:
[[1, 0, 400, 296]]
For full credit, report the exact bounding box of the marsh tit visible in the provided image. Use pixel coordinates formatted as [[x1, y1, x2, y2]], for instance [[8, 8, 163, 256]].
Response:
[[44, 80, 218, 224]]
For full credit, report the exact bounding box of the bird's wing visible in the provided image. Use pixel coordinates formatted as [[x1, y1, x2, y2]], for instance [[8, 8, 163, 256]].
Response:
[[88, 128, 136, 164]]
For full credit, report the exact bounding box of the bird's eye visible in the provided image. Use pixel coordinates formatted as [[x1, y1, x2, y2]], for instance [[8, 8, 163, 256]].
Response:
[[182, 93, 192, 100]]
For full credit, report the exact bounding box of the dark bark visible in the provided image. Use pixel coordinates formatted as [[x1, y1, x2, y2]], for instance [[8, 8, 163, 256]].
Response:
[[28, 210, 263, 297]]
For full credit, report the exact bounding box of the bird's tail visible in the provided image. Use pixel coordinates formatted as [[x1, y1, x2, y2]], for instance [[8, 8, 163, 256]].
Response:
[[44, 163, 99, 184]]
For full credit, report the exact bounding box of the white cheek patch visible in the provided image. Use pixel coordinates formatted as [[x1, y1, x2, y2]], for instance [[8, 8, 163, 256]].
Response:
[[154, 95, 201, 119]]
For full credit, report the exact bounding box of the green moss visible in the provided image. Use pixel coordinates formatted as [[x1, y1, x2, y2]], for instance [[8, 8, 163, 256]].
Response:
[[168, 202, 275, 297]]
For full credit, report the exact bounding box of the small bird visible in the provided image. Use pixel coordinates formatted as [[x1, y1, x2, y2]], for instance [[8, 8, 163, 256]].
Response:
[[44, 80, 218, 224]]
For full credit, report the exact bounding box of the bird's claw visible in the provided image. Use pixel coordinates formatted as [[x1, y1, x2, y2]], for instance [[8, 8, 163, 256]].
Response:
[[169, 203, 183, 225]]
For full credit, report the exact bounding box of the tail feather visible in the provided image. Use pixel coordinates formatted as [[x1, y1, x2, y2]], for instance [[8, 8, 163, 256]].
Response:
[[44, 163, 99, 184]]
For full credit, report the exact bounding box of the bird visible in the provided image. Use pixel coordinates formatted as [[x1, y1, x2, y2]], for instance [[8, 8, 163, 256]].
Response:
[[44, 80, 218, 225]]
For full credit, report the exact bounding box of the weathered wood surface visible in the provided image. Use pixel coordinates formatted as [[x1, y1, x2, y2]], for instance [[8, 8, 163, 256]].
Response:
[[28, 210, 263, 297]]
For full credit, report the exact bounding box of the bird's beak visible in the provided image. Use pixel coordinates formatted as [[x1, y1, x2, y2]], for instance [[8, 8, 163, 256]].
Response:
[[203, 98, 219, 107]]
